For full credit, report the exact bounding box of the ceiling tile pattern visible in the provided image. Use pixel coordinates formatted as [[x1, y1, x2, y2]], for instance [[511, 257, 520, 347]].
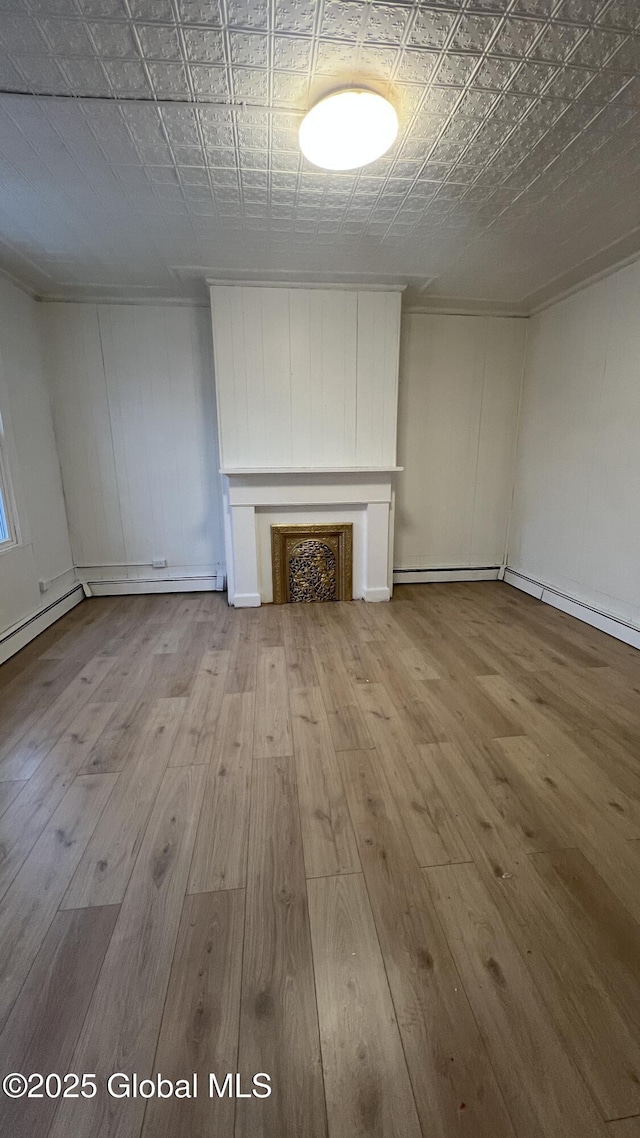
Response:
[[0, 0, 638, 309]]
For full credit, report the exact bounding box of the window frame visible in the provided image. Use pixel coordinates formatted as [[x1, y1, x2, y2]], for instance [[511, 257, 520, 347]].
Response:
[[0, 416, 19, 554]]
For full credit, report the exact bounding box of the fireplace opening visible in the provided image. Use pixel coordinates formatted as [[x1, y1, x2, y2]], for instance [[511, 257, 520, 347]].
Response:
[[271, 524, 353, 604]]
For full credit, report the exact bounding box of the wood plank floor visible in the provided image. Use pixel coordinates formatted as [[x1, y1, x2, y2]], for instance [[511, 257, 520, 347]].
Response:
[[1, 582, 640, 1137]]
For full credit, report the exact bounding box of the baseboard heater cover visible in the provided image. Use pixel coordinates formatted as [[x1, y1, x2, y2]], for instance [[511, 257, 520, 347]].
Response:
[[504, 568, 640, 652], [393, 566, 501, 584], [0, 584, 84, 665], [85, 573, 226, 596]]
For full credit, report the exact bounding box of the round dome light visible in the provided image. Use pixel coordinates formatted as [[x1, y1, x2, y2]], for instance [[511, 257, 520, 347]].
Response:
[[299, 89, 398, 171]]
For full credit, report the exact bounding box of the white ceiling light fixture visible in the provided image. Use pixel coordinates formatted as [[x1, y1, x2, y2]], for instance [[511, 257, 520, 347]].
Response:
[[299, 88, 399, 171]]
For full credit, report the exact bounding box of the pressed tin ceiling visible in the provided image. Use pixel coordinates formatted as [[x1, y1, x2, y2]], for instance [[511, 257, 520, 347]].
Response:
[[0, 0, 639, 312]]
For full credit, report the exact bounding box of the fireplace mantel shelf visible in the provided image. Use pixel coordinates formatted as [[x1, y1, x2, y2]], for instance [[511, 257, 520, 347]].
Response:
[[220, 466, 403, 475]]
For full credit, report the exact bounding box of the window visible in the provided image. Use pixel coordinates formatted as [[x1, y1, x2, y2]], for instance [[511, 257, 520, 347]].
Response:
[[0, 488, 8, 543], [0, 416, 17, 550]]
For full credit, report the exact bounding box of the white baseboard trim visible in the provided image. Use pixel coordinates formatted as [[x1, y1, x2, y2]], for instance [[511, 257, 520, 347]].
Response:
[[230, 592, 262, 608], [363, 586, 392, 602], [0, 584, 85, 665], [86, 575, 224, 596], [504, 569, 640, 651], [393, 566, 500, 584]]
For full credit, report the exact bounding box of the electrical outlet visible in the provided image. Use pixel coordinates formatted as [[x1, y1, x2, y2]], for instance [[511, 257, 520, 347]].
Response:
[[151, 557, 167, 569], [38, 578, 50, 593]]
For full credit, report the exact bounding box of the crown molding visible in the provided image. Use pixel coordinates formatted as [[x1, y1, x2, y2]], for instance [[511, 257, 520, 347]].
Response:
[[0, 262, 41, 300], [207, 277, 406, 292], [404, 300, 527, 318], [38, 292, 208, 307], [7, 229, 640, 317], [525, 231, 640, 316]]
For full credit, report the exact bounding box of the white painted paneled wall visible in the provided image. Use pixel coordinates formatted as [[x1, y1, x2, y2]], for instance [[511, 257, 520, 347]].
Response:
[[395, 313, 526, 575], [43, 302, 224, 590], [210, 285, 402, 469], [509, 258, 640, 631], [0, 277, 75, 641]]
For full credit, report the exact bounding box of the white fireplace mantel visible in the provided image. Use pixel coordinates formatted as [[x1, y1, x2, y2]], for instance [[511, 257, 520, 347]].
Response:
[[222, 468, 402, 607], [220, 466, 403, 475]]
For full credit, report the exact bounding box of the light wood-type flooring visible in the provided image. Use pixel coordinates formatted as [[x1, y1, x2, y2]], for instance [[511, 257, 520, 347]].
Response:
[[1, 583, 640, 1138]]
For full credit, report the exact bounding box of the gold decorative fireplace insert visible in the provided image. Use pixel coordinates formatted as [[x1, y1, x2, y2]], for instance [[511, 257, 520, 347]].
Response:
[[271, 523, 353, 604]]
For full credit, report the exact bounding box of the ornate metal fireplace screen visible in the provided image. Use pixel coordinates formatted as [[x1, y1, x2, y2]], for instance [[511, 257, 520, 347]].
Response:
[[271, 524, 353, 604]]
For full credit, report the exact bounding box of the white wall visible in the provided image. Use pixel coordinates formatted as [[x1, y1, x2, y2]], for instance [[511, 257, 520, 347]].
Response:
[[395, 313, 526, 573], [509, 259, 640, 630], [43, 302, 224, 590], [210, 285, 402, 470], [0, 277, 74, 639]]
